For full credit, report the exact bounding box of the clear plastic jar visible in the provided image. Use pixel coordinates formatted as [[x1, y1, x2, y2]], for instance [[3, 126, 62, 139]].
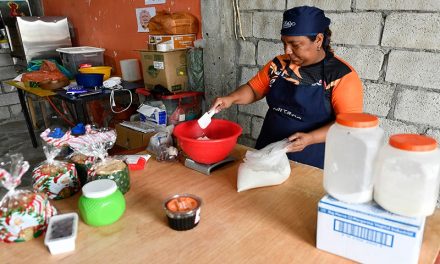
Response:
[[324, 113, 384, 203], [374, 134, 440, 217]]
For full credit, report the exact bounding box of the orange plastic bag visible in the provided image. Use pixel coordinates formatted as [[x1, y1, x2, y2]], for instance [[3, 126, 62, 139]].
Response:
[[148, 11, 199, 35], [22, 60, 69, 90], [22, 60, 68, 83]]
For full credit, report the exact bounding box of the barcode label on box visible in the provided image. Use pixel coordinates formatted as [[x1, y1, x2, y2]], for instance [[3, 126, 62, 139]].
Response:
[[334, 219, 394, 247]]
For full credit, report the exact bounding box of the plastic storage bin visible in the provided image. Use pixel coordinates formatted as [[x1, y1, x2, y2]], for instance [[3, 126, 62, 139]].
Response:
[[157, 91, 204, 125], [44, 213, 79, 255], [56, 46, 105, 75], [374, 134, 440, 217], [323, 113, 384, 203]]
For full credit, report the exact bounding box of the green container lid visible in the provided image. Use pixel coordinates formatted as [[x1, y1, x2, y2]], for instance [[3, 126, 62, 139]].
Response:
[[78, 179, 125, 226]]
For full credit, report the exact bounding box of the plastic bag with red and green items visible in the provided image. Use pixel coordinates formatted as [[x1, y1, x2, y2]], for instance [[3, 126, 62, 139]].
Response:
[[0, 153, 57, 243], [68, 128, 130, 194], [33, 129, 80, 200]]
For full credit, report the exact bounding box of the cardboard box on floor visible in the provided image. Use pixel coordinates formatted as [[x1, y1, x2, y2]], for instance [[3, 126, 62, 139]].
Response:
[[115, 123, 155, 150], [316, 195, 425, 264], [139, 49, 188, 93]]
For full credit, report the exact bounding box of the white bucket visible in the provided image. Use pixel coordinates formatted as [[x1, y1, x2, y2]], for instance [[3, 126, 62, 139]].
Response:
[[120, 59, 142, 82]]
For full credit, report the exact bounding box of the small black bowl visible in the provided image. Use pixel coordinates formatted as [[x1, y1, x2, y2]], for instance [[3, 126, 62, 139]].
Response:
[[163, 194, 202, 231]]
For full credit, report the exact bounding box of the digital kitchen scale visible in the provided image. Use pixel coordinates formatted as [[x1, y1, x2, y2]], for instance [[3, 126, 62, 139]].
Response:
[[184, 156, 236, 175]]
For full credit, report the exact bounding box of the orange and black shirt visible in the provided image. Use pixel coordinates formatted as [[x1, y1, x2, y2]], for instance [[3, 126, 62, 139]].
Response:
[[248, 52, 363, 115]]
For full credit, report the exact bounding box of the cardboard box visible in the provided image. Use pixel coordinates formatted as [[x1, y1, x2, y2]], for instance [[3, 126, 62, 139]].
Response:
[[149, 34, 196, 50], [115, 123, 155, 150], [139, 49, 188, 92], [316, 195, 425, 264], [137, 101, 167, 126]]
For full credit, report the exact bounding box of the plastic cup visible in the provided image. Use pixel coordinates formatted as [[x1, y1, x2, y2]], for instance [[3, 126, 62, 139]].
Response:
[[163, 194, 202, 231]]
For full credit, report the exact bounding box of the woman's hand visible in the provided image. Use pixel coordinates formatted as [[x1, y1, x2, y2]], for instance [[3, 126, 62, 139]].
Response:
[[286, 122, 334, 152], [211, 96, 235, 113], [286, 132, 315, 152], [210, 84, 259, 113]]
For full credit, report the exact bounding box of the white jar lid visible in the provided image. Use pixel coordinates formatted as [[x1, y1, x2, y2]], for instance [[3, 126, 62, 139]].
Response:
[[82, 179, 117, 198]]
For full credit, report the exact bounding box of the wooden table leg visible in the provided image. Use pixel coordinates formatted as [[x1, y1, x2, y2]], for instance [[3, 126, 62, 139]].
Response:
[[40, 100, 49, 128], [74, 101, 87, 124], [17, 88, 38, 148], [26, 95, 38, 129]]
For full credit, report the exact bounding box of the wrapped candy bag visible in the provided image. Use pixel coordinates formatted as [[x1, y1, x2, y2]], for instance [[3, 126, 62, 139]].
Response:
[[69, 128, 130, 194], [33, 128, 80, 200], [68, 124, 99, 187], [0, 153, 57, 243], [40, 127, 72, 158], [69, 153, 96, 187]]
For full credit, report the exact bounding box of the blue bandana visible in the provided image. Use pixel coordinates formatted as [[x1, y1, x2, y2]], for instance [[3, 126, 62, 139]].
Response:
[[280, 6, 331, 36]]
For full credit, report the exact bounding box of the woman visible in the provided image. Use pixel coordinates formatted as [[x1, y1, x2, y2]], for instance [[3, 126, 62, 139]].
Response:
[[212, 6, 363, 169]]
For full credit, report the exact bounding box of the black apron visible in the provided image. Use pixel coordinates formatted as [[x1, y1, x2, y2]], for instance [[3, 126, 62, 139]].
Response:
[[255, 59, 334, 169]]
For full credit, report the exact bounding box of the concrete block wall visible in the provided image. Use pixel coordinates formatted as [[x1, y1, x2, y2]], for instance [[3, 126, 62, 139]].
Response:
[[201, 0, 440, 205], [203, 0, 440, 146], [0, 49, 22, 122]]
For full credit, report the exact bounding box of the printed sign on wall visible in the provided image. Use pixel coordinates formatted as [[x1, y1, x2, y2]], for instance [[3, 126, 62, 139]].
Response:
[[145, 0, 166, 4], [136, 7, 156, 32]]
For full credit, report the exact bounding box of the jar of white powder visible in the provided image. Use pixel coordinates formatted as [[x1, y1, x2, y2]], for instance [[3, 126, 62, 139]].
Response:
[[323, 113, 384, 203], [374, 134, 440, 217]]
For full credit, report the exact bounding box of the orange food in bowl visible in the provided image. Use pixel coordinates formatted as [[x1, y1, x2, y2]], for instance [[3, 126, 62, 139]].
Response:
[[166, 197, 198, 212], [78, 66, 112, 80]]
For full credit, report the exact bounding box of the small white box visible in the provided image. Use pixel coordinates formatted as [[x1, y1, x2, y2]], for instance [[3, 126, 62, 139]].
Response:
[[44, 213, 79, 255], [138, 101, 167, 126], [317, 195, 425, 264]]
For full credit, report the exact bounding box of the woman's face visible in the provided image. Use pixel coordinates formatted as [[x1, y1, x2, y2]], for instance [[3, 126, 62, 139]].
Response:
[[281, 34, 324, 66]]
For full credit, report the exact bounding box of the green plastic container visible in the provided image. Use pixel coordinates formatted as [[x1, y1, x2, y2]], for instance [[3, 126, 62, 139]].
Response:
[[78, 179, 125, 226]]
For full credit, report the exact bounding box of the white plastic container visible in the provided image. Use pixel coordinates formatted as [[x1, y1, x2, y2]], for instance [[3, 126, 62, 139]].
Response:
[[324, 113, 384, 203], [44, 212, 79, 255], [374, 134, 440, 217], [56, 46, 105, 75], [120, 59, 142, 81]]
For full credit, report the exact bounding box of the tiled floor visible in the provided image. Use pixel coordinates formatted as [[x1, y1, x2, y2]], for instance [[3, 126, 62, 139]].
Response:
[[0, 120, 47, 197]]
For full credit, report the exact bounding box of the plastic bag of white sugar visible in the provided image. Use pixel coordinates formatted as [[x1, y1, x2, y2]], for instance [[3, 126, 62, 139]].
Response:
[[237, 139, 291, 192]]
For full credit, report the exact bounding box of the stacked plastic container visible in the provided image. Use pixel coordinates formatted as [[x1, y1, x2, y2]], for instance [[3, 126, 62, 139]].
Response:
[[324, 113, 384, 203], [56, 46, 105, 75], [374, 134, 440, 217], [319, 114, 440, 262]]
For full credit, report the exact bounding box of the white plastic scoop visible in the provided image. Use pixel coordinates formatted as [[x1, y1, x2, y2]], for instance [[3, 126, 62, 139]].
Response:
[[197, 109, 216, 129]]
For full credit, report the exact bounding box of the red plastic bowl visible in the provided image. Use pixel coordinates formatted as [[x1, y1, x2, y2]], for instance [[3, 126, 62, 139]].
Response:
[[173, 119, 242, 164]]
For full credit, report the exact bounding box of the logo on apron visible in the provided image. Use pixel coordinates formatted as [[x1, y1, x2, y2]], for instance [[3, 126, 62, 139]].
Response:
[[272, 107, 302, 120]]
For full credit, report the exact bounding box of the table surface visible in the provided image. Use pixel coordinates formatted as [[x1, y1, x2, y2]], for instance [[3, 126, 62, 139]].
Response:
[[5, 81, 56, 97], [55, 80, 144, 103], [1, 145, 439, 264], [5, 80, 144, 100]]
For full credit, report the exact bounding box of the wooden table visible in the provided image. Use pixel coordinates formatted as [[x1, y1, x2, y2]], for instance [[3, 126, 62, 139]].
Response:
[[5, 80, 143, 148], [1, 145, 440, 263], [5, 81, 55, 148]]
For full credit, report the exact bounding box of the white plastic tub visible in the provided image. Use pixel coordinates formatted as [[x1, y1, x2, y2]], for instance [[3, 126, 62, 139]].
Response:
[[56, 46, 105, 75], [374, 134, 440, 217], [323, 113, 384, 203], [44, 212, 79, 255]]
